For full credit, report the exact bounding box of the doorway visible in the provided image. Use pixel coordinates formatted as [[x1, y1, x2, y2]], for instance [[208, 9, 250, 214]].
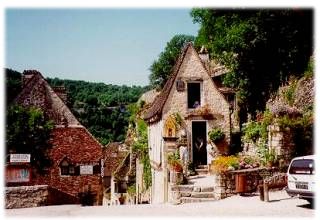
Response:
[[192, 121, 207, 166]]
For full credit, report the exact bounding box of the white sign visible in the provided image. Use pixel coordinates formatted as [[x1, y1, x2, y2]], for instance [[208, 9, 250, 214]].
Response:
[[80, 165, 93, 175], [10, 154, 31, 163]]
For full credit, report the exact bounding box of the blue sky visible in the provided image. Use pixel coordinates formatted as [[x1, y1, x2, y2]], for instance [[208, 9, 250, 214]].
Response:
[[6, 9, 199, 86]]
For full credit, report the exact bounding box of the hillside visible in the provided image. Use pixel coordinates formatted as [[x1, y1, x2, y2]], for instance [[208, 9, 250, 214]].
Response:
[[5, 68, 149, 145]]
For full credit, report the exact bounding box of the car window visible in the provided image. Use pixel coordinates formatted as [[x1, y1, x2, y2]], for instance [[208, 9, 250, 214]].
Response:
[[289, 159, 314, 175]]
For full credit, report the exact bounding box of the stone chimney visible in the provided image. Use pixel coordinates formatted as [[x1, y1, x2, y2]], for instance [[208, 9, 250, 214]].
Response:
[[22, 70, 41, 87], [198, 46, 209, 69], [53, 86, 68, 104]]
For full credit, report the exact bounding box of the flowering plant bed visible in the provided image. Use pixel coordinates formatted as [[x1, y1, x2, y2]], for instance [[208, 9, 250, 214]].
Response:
[[210, 155, 260, 174]]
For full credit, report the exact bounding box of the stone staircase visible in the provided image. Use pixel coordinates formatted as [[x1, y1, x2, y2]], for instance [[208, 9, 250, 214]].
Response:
[[170, 171, 217, 204]]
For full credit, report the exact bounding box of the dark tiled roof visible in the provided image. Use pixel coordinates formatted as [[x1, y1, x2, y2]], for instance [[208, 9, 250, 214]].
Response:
[[14, 70, 80, 126], [113, 153, 130, 180], [142, 43, 193, 121], [103, 142, 128, 176], [218, 87, 236, 94]]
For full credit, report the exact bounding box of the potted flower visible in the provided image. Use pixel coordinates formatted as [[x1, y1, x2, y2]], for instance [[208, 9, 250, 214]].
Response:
[[167, 152, 183, 184]]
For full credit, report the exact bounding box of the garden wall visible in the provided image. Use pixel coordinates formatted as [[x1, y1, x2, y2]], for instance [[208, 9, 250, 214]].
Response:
[[5, 185, 49, 209], [213, 168, 277, 199], [5, 185, 80, 209]]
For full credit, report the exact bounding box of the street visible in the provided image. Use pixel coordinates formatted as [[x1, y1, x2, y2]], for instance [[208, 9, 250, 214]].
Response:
[[5, 190, 315, 217]]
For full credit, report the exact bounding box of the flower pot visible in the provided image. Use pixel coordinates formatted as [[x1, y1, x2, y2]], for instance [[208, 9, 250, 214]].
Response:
[[169, 171, 183, 184]]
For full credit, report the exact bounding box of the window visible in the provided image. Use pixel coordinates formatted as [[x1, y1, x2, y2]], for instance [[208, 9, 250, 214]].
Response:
[[187, 83, 201, 108], [289, 159, 314, 175], [69, 166, 75, 175], [60, 158, 77, 176], [60, 160, 70, 176]]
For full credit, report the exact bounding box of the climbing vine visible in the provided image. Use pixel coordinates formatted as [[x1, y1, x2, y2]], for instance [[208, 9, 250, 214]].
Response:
[[130, 102, 152, 191]]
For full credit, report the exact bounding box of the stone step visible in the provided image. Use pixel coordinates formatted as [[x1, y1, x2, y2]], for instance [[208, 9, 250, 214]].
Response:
[[171, 185, 214, 193], [195, 168, 209, 175], [170, 185, 194, 192], [197, 165, 209, 169], [191, 192, 215, 198], [180, 197, 217, 204]]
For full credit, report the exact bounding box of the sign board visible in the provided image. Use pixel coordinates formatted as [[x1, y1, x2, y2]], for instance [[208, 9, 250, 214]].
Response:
[[6, 167, 31, 183], [100, 159, 104, 178], [80, 165, 93, 175], [10, 154, 31, 163], [259, 170, 272, 178]]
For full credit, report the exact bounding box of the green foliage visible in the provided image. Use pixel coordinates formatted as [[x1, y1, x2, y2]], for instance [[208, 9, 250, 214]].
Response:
[[242, 110, 273, 143], [6, 105, 54, 174], [131, 111, 151, 190], [149, 34, 195, 89], [283, 79, 298, 106], [174, 112, 183, 127], [242, 121, 266, 143], [46, 77, 148, 145], [191, 9, 313, 119], [5, 69, 148, 145], [208, 128, 225, 143], [304, 57, 314, 78], [275, 113, 313, 157], [127, 184, 136, 198], [257, 144, 277, 166], [141, 155, 152, 190], [5, 68, 22, 105]]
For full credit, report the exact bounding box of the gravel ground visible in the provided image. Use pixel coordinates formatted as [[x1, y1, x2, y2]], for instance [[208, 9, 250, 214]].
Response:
[[5, 190, 315, 217]]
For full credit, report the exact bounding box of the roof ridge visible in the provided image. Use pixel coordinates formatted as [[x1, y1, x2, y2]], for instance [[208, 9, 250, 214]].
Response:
[[143, 42, 193, 121], [143, 43, 230, 122]]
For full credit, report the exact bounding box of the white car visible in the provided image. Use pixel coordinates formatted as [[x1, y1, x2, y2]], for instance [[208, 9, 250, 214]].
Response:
[[286, 155, 315, 203]]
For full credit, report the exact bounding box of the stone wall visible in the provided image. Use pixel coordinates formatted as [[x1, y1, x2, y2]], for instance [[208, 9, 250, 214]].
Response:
[[5, 185, 49, 209], [213, 168, 277, 200], [268, 125, 295, 165]]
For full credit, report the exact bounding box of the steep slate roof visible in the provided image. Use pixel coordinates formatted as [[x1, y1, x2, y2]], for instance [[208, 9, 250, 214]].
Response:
[[14, 70, 104, 163], [14, 70, 81, 126], [143, 42, 228, 122], [143, 43, 193, 121], [103, 142, 128, 176]]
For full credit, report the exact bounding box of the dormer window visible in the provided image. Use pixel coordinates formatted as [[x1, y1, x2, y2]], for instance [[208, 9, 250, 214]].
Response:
[[187, 82, 201, 109], [60, 157, 75, 176]]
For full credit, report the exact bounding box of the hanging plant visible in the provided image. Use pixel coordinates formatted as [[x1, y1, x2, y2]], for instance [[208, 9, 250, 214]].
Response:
[[208, 128, 225, 143]]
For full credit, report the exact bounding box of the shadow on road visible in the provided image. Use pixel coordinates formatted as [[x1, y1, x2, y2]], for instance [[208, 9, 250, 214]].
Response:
[[268, 197, 294, 203], [297, 203, 314, 210]]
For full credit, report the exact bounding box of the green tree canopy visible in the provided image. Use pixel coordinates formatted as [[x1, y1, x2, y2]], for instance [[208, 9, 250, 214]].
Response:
[[149, 34, 195, 89], [6, 105, 54, 174], [191, 9, 313, 120]]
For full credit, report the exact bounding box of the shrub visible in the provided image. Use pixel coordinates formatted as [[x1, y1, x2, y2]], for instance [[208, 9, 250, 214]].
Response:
[[211, 156, 239, 173]]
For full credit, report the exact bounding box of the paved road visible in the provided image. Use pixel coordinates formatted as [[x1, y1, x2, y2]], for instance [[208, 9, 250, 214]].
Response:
[[6, 190, 315, 217]]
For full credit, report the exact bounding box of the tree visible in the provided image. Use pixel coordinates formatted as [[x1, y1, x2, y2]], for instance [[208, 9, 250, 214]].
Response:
[[6, 105, 54, 174], [191, 9, 313, 122], [5, 68, 22, 105], [149, 34, 195, 89]]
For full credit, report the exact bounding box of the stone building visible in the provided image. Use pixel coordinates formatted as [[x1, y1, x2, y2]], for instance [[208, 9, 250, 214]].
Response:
[[7, 70, 103, 205], [102, 142, 130, 205], [142, 43, 233, 204]]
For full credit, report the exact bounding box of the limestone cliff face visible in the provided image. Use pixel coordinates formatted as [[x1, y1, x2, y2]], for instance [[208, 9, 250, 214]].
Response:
[[294, 76, 314, 111], [266, 75, 314, 116]]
